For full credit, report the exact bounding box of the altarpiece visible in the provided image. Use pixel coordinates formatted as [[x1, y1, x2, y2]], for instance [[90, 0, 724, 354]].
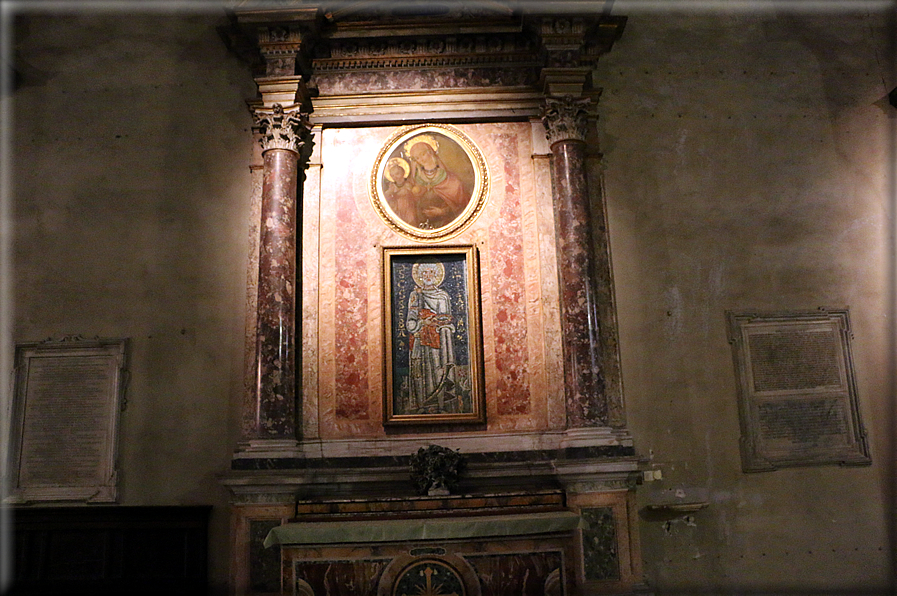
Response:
[[220, 3, 643, 594]]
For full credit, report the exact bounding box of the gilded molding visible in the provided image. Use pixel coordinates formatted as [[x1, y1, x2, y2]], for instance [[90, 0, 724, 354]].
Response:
[[541, 96, 592, 145], [253, 103, 311, 154]]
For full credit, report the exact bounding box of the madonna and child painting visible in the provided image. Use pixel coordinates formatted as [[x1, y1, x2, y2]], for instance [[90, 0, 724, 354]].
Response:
[[372, 125, 486, 242]]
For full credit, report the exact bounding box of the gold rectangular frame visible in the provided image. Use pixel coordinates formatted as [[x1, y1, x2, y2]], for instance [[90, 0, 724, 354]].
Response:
[[383, 245, 484, 425]]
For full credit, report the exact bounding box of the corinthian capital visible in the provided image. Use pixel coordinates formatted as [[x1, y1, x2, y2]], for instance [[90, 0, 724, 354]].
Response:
[[254, 103, 311, 154], [541, 96, 592, 145]]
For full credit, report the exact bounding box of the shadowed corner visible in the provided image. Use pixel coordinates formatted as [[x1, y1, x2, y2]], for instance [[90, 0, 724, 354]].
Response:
[[885, 9, 897, 594], [1, 2, 13, 594], [888, 42, 897, 596]]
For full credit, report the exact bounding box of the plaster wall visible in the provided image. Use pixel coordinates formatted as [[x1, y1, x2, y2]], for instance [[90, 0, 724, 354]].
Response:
[[10, 11, 258, 593], [595, 10, 895, 593]]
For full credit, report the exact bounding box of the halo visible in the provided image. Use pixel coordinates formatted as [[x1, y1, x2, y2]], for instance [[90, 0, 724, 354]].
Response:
[[411, 260, 445, 288], [403, 134, 439, 157], [384, 157, 411, 183]]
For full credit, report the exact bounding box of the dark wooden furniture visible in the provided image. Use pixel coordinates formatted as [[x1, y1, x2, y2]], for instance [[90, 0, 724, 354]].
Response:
[[9, 505, 211, 595]]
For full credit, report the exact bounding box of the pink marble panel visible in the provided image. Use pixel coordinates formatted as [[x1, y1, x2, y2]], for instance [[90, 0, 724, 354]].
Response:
[[457, 122, 547, 433], [531, 150, 566, 431], [516, 130, 552, 431], [318, 127, 398, 439], [486, 132, 531, 417], [333, 154, 370, 422]]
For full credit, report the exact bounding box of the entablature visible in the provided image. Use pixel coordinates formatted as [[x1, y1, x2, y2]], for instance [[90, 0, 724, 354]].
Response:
[[226, 1, 625, 120]]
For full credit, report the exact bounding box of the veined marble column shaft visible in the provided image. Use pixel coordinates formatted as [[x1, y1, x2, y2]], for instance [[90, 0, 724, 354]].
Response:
[[252, 104, 310, 440], [543, 96, 607, 427]]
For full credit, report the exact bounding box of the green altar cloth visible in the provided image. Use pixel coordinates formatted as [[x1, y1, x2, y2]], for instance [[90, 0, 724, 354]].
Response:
[[264, 511, 584, 548]]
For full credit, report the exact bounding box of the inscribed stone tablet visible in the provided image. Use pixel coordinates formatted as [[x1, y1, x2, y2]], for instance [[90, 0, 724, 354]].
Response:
[[726, 310, 870, 472], [9, 337, 128, 503]]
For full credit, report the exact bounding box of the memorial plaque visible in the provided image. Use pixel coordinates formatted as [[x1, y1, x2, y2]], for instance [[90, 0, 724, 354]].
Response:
[[726, 310, 870, 472], [7, 337, 128, 503]]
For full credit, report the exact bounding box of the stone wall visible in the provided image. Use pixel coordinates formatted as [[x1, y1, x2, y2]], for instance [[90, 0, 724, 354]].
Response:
[[596, 9, 894, 592]]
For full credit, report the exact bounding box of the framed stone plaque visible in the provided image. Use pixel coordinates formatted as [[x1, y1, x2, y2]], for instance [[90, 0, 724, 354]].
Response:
[[7, 336, 129, 503], [726, 310, 871, 472]]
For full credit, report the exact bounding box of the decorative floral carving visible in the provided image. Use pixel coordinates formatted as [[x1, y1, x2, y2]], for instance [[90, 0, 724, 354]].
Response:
[[322, 34, 531, 64], [254, 103, 311, 153], [554, 18, 571, 34], [275, 27, 292, 42], [541, 95, 592, 145], [409, 445, 467, 496], [546, 49, 581, 68]]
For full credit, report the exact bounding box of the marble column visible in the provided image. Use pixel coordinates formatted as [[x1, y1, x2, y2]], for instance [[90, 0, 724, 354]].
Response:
[[543, 95, 607, 427], [251, 104, 311, 441]]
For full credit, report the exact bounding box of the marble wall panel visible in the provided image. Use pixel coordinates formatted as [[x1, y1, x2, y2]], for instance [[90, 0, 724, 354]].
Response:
[[333, 164, 370, 422], [301, 129, 323, 440], [314, 68, 537, 96], [518, 135, 552, 432], [314, 122, 560, 439], [248, 519, 281, 593], [241, 165, 263, 440], [485, 133, 531, 418], [318, 128, 379, 438], [466, 551, 565, 596], [292, 559, 389, 596], [530, 130, 566, 430], [580, 506, 620, 581], [461, 123, 550, 433]]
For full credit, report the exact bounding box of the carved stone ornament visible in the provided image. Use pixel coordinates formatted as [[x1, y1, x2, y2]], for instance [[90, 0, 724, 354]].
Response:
[[258, 25, 304, 77], [254, 103, 310, 153], [541, 95, 592, 145]]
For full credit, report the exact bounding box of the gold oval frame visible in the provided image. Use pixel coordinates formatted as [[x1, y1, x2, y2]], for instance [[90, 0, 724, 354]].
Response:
[[370, 124, 489, 242]]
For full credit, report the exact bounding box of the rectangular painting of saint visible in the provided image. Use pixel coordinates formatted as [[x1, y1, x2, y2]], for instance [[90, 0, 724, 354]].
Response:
[[383, 246, 484, 425]]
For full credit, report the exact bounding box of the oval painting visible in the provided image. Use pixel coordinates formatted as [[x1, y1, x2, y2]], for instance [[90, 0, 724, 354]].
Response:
[[371, 124, 488, 242]]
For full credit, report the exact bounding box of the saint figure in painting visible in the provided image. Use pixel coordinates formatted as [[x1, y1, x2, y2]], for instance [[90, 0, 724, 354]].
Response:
[[402, 134, 471, 229], [406, 260, 458, 413]]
